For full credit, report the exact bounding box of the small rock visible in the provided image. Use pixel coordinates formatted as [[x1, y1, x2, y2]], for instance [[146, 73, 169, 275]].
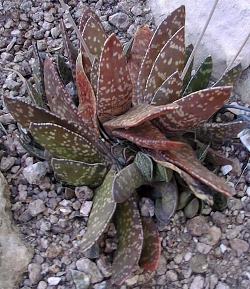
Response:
[[139, 197, 155, 217], [1, 52, 14, 61], [71, 270, 91, 289], [200, 226, 221, 246], [131, 5, 143, 16], [196, 242, 212, 254], [166, 270, 178, 281], [187, 216, 209, 236], [226, 226, 242, 239], [4, 78, 21, 90], [28, 200, 46, 217], [229, 238, 249, 256], [215, 282, 230, 289], [93, 281, 108, 289], [227, 198, 243, 210], [220, 244, 228, 253], [125, 275, 139, 286], [211, 212, 227, 228], [37, 281, 47, 289], [190, 275, 205, 289], [220, 165, 232, 175], [80, 201, 93, 216], [190, 254, 208, 273], [75, 186, 93, 201], [51, 26, 60, 39], [47, 277, 61, 286], [23, 162, 49, 184], [76, 258, 103, 283], [64, 187, 76, 199], [109, 12, 131, 30], [28, 263, 42, 284], [0, 156, 16, 172], [209, 274, 219, 289], [84, 243, 100, 259], [45, 244, 63, 259]]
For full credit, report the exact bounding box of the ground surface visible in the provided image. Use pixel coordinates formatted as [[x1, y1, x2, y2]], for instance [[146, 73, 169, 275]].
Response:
[[0, 1, 249, 289]]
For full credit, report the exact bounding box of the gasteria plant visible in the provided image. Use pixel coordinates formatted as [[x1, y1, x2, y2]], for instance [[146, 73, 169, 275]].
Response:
[[4, 5, 249, 286]]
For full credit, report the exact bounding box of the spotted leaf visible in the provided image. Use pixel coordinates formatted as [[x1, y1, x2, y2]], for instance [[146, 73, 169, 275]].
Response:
[[145, 26, 185, 103], [135, 152, 154, 182], [104, 103, 178, 130], [76, 53, 99, 138], [80, 169, 117, 252], [127, 26, 153, 104], [136, 5, 185, 102], [52, 158, 107, 187], [56, 54, 73, 85], [151, 71, 183, 105], [112, 197, 143, 286], [112, 122, 185, 151], [183, 43, 194, 91], [79, 6, 102, 33], [139, 218, 161, 272], [213, 63, 242, 87], [183, 56, 213, 96], [112, 163, 145, 203], [157, 86, 232, 131], [97, 33, 132, 122], [154, 179, 178, 224], [90, 57, 99, 94], [30, 123, 103, 163]]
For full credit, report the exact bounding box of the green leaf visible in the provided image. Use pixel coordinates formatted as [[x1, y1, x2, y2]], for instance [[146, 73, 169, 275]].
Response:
[[112, 163, 145, 203], [135, 152, 154, 182], [51, 158, 107, 187], [177, 190, 193, 210], [112, 197, 143, 286], [154, 180, 178, 224], [184, 198, 200, 218], [183, 56, 213, 96], [139, 217, 161, 272], [80, 169, 117, 252], [153, 163, 173, 182], [182, 43, 194, 91], [212, 191, 228, 211], [56, 54, 73, 85], [213, 63, 242, 87], [30, 123, 103, 163]]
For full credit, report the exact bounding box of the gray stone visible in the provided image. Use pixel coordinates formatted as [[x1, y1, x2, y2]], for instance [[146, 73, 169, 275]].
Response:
[[80, 201, 93, 216], [229, 238, 249, 256], [4, 78, 21, 90], [51, 26, 60, 39], [23, 162, 49, 184], [190, 275, 205, 289], [37, 281, 47, 289], [131, 5, 144, 16], [215, 282, 230, 289], [109, 12, 131, 30], [76, 258, 103, 283], [47, 277, 61, 285], [139, 197, 155, 217], [28, 263, 42, 284], [0, 156, 16, 172], [166, 270, 178, 281], [75, 186, 93, 201], [93, 281, 108, 289], [196, 242, 212, 254], [209, 274, 219, 289], [190, 254, 208, 273], [1, 52, 14, 61], [187, 216, 209, 236], [200, 226, 221, 246], [71, 270, 91, 289], [28, 199, 46, 216], [0, 172, 33, 289]]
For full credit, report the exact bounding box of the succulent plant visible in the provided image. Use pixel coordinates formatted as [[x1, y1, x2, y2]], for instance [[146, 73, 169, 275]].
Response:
[[4, 5, 247, 286]]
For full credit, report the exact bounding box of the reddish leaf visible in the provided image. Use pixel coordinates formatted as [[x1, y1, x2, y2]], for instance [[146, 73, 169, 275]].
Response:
[[90, 57, 99, 94], [112, 122, 185, 151], [213, 63, 242, 87], [157, 86, 233, 131], [150, 144, 234, 198], [97, 34, 132, 122], [127, 26, 153, 104], [112, 197, 143, 286], [139, 218, 161, 272], [151, 71, 183, 105], [145, 26, 185, 103], [104, 103, 178, 130], [79, 6, 103, 34], [76, 53, 99, 138], [136, 5, 185, 103]]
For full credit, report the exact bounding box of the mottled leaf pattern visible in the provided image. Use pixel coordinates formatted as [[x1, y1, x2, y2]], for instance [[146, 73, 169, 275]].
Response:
[[30, 123, 103, 163], [112, 163, 145, 203], [145, 26, 185, 103], [57, 54, 73, 85], [90, 57, 100, 94], [80, 170, 117, 251], [139, 218, 161, 272], [157, 87, 232, 131], [112, 122, 185, 151], [112, 197, 143, 285], [213, 63, 242, 87], [135, 152, 154, 182], [182, 43, 194, 91], [76, 53, 99, 138], [136, 5, 185, 102], [183, 56, 213, 96], [151, 72, 183, 105], [104, 103, 178, 130], [127, 26, 153, 104], [79, 6, 102, 33], [97, 34, 132, 122], [52, 158, 107, 187]]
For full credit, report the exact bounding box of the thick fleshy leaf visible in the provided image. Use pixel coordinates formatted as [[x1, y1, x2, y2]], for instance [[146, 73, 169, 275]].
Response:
[[184, 198, 200, 218], [80, 170, 117, 251], [135, 152, 154, 182], [56, 54, 73, 85], [150, 145, 234, 198], [183, 43, 194, 91], [177, 190, 193, 210], [139, 218, 161, 272], [97, 33, 132, 122], [154, 180, 178, 224], [79, 6, 102, 33], [145, 26, 185, 102], [213, 63, 242, 87], [90, 57, 99, 94], [51, 158, 107, 187], [183, 56, 213, 96], [30, 123, 103, 163], [157, 86, 232, 131], [136, 5, 185, 102], [151, 72, 183, 105], [76, 53, 99, 138], [60, 20, 78, 74], [112, 122, 185, 151], [197, 120, 249, 143], [104, 103, 178, 130], [112, 163, 145, 203], [153, 163, 173, 182], [82, 17, 107, 58], [127, 26, 153, 104], [112, 197, 143, 286]]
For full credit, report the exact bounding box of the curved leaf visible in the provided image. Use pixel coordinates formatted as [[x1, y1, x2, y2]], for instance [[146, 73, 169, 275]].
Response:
[[112, 163, 145, 203], [56, 54, 73, 85], [135, 152, 154, 182], [79, 6, 103, 34], [112, 197, 143, 286], [184, 198, 200, 218], [213, 63, 242, 87], [80, 169, 117, 251], [183, 43, 194, 91], [153, 163, 173, 182], [52, 158, 107, 187], [97, 34, 132, 122], [90, 57, 99, 94], [30, 123, 103, 163], [139, 218, 161, 272]]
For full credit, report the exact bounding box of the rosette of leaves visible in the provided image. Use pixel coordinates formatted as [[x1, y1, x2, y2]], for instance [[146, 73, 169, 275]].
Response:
[[4, 5, 241, 285]]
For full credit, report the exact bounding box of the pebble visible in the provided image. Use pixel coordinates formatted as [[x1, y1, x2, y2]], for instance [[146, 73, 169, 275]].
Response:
[[215, 282, 230, 289], [76, 258, 103, 283], [80, 201, 93, 216], [109, 12, 131, 30], [47, 277, 61, 286], [229, 238, 249, 256], [23, 162, 49, 184], [220, 165, 233, 175], [190, 275, 205, 289], [190, 254, 208, 273], [166, 270, 178, 281], [0, 156, 16, 172], [37, 281, 47, 289], [196, 242, 212, 254], [200, 226, 221, 246], [28, 200, 46, 217], [71, 270, 91, 289], [187, 216, 209, 236], [139, 197, 155, 217], [28, 263, 42, 284], [75, 186, 93, 201]]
